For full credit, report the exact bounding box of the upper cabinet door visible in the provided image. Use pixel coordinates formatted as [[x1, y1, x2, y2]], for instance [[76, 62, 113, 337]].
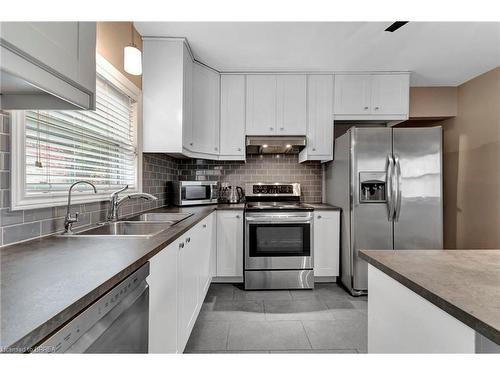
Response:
[[246, 75, 277, 135], [334, 74, 371, 115], [182, 45, 194, 151], [0, 22, 96, 110], [276, 75, 307, 135], [220, 75, 246, 158], [307, 75, 334, 157], [192, 63, 220, 155], [371, 74, 410, 115]]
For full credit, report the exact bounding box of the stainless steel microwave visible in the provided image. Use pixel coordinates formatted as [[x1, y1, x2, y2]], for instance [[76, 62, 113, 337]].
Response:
[[172, 181, 218, 206]]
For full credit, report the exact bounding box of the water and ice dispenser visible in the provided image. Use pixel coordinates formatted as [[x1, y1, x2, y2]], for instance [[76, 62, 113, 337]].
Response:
[[359, 172, 386, 203]]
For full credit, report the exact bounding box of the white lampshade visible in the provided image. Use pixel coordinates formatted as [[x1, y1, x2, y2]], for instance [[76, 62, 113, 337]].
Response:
[[124, 45, 142, 76]]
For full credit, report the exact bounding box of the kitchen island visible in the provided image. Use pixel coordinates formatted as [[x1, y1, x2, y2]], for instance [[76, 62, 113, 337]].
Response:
[[360, 250, 500, 353]]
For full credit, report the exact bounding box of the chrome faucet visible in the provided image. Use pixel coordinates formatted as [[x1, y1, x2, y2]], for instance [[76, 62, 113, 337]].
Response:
[[63, 181, 98, 234], [108, 185, 158, 221]]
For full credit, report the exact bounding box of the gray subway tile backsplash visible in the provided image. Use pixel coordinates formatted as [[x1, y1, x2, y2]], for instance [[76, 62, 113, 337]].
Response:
[[3, 222, 41, 245], [0, 112, 323, 247]]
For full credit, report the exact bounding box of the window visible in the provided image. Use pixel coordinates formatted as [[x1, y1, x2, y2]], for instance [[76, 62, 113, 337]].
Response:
[[11, 55, 142, 210]]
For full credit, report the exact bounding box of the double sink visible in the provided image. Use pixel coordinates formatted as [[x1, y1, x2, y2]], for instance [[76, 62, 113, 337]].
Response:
[[63, 212, 193, 238]]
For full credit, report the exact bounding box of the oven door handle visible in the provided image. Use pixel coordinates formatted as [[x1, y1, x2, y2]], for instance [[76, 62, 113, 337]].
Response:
[[245, 217, 313, 223]]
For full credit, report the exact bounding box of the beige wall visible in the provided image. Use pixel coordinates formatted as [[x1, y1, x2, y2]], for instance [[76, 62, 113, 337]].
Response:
[[442, 67, 500, 249], [409, 87, 458, 119], [96, 22, 142, 89]]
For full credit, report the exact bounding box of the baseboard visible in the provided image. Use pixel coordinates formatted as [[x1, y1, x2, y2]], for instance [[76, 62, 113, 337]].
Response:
[[314, 276, 337, 283], [212, 276, 244, 283]]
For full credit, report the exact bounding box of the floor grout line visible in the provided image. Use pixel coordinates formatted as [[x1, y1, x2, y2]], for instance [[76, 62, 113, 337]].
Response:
[[300, 320, 314, 350]]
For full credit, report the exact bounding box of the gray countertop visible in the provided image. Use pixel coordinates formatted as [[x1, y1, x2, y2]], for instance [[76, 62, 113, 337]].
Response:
[[0, 205, 216, 351], [1, 201, 331, 351], [359, 249, 500, 346], [303, 203, 341, 211]]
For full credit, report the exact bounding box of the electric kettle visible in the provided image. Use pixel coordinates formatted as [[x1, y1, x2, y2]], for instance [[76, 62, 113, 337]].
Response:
[[228, 186, 244, 203], [220, 183, 244, 203]]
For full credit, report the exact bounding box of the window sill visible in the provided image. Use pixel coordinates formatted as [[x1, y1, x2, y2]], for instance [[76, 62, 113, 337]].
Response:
[[10, 190, 139, 211]]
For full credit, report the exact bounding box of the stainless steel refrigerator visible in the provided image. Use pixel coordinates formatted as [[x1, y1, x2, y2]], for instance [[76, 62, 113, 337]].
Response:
[[325, 126, 443, 296]]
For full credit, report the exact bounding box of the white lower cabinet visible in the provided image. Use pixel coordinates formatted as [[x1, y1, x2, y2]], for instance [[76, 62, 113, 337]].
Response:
[[313, 210, 340, 277], [177, 227, 201, 352], [216, 210, 244, 277], [198, 214, 216, 299], [147, 240, 179, 353], [148, 212, 216, 353]]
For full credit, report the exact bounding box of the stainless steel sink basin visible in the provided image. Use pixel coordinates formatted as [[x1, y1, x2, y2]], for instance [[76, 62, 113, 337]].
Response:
[[69, 221, 170, 238], [128, 212, 193, 223]]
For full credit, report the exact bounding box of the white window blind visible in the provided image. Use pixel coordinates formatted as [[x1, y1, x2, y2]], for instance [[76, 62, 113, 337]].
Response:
[[24, 74, 138, 195]]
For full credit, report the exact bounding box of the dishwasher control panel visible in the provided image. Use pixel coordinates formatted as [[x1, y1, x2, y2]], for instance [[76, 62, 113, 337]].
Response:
[[34, 263, 149, 353]]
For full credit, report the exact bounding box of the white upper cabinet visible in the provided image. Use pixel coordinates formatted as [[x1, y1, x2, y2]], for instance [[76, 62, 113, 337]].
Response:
[[0, 22, 96, 110], [143, 39, 192, 153], [246, 75, 277, 135], [192, 63, 220, 156], [371, 74, 410, 115], [334, 74, 371, 115], [299, 74, 334, 162], [246, 74, 307, 136], [276, 75, 307, 135], [334, 73, 409, 120], [220, 74, 246, 160], [182, 48, 194, 152]]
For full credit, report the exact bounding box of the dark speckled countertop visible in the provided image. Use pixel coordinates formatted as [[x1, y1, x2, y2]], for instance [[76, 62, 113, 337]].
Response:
[[360, 250, 500, 346], [1, 204, 246, 351]]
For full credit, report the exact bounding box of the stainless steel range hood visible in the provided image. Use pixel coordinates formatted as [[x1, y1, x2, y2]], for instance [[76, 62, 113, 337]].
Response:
[[246, 136, 307, 154]]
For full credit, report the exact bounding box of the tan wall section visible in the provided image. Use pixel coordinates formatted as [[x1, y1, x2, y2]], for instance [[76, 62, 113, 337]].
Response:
[[96, 22, 142, 89], [443, 66, 500, 249], [409, 87, 458, 118]]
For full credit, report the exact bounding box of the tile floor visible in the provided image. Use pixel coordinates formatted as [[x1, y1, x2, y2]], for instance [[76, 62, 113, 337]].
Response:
[[185, 283, 367, 354]]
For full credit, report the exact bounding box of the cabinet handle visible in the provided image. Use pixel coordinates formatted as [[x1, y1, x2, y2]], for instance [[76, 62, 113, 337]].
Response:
[[269, 127, 274, 131], [179, 242, 184, 249], [374, 106, 380, 110], [186, 237, 191, 243], [190, 142, 193, 146], [364, 106, 369, 110], [317, 215, 322, 219], [203, 224, 207, 228], [214, 147, 218, 151], [237, 148, 242, 151], [312, 148, 316, 151], [236, 215, 241, 219], [280, 127, 284, 131]]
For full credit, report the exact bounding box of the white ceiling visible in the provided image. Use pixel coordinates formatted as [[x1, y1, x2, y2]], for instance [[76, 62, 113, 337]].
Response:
[[135, 22, 500, 86]]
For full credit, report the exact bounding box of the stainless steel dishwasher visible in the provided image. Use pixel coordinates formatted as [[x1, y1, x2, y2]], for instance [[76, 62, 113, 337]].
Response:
[[36, 263, 149, 353]]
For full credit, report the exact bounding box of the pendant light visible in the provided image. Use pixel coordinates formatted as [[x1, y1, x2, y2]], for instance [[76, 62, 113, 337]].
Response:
[[124, 23, 142, 76]]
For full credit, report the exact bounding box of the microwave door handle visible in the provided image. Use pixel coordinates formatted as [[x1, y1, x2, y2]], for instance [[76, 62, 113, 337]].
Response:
[[394, 154, 402, 221], [386, 154, 395, 221]]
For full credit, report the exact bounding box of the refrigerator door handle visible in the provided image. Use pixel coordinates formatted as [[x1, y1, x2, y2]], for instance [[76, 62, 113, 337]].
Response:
[[386, 154, 395, 221], [394, 153, 402, 221]]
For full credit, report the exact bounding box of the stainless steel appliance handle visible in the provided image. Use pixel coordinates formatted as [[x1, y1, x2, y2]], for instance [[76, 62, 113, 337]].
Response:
[[245, 216, 313, 223], [394, 154, 402, 221], [386, 154, 395, 221]]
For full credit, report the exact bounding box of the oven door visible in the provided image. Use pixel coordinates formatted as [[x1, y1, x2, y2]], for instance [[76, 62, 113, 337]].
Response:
[[245, 212, 313, 270]]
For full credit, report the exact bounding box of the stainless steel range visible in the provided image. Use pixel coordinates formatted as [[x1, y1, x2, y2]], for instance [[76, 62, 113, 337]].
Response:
[[244, 182, 314, 290]]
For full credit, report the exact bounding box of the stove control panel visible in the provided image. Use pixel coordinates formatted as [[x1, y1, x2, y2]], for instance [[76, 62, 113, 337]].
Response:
[[246, 183, 300, 197]]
